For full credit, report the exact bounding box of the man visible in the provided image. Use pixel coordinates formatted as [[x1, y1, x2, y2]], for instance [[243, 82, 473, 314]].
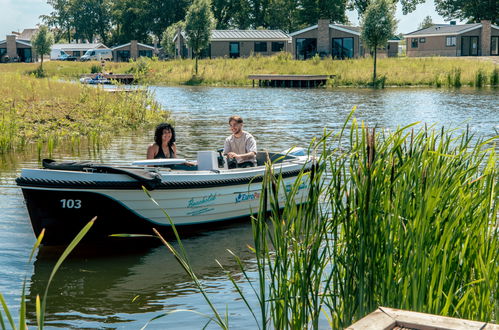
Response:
[[223, 115, 257, 168]]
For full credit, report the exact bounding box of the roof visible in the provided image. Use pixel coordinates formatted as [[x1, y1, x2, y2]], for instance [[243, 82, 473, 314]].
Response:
[[211, 30, 290, 40], [290, 24, 361, 37], [175, 30, 290, 42], [404, 23, 481, 37], [0, 39, 31, 47], [112, 42, 155, 50], [52, 43, 107, 51]]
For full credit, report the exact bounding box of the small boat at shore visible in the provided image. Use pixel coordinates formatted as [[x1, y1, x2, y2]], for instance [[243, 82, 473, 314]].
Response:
[[16, 149, 312, 245], [79, 75, 112, 85]]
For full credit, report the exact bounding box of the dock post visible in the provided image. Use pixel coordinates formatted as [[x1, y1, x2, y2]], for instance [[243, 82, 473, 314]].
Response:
[[252, 79, 255, 88]]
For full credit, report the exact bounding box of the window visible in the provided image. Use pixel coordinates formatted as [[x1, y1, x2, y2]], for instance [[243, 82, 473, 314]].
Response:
[[116, 50, 130, 61], [139, 50, 153, 57], [271, 41, 284, 52], [295, 38, 317, 60], [73, 51, 80, 57], [229, 42, 240, 58], [419, 38, 426, 43], [254, 42, 267, 52], [446, 36, 456, 47], [411, 38, 418, 48], [332, 38, 354, 59], [491, 36, 498, 55]]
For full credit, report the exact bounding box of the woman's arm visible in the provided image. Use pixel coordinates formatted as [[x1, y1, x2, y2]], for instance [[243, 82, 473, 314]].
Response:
[[172, 143, 177, 158], [146, 144, 158, 159]]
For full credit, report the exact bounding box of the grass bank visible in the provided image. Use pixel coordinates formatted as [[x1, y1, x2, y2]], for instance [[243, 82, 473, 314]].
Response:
[[0, 72, 169, 154], [1, 55, 497, 88]]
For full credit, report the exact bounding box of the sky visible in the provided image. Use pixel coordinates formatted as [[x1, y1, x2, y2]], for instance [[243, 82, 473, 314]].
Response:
[[0, 0, 461, 40]]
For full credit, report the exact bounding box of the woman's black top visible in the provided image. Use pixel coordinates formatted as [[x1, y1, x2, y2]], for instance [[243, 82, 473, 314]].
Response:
[[154, 144, 174, 159]]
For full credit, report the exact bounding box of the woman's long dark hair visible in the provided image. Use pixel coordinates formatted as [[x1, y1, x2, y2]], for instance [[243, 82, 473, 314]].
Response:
[[154, 123, 176, 147]]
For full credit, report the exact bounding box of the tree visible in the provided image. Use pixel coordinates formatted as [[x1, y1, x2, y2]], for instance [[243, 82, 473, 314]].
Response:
[[31, 25, 54, 70], [435, 0, 498, 24], [418, 15, 433, 29], [147, 0, 190, 43], [161, 21, 185, 58], [300, 0, 348, 26], [349, 0, 424, 17], [110, 0, 151, 44], [361, 0, 396, 85], [185, 0, 215, 75], [41, 0, 74, 42]]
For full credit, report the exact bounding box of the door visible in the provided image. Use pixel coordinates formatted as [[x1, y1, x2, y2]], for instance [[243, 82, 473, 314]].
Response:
[[229, 42, 240, 58], [461, 36, 479, 56], [332, 38, 354, 59]]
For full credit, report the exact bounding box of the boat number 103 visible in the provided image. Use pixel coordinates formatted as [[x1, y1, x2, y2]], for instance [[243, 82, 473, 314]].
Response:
[[60, 199, 82, 209]]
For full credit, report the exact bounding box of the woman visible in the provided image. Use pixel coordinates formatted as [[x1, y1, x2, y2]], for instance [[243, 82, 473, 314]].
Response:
[[147, 123, 177, 159]]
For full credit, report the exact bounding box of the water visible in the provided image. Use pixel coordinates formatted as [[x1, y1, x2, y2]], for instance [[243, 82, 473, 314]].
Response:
[[0, 86, 497, 329]]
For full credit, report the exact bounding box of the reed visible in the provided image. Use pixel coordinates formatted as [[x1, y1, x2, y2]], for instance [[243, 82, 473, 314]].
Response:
[[0, 72, 168, 154], [0, 218, 96, 330], [159, 114, 498, 328]]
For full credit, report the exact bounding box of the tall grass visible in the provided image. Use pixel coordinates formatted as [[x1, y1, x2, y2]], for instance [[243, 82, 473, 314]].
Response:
[[0, 57, 496, 88], [158, 115, 498, 328], [0, 72, 168, 154]]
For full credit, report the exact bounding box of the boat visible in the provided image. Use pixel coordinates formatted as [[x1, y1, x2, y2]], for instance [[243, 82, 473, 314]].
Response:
[[79, 74, 112, 85], [16, 149, 312, 245]]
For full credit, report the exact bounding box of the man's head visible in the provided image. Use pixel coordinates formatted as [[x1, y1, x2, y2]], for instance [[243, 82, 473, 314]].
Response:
[[229, 115, 243, 135]]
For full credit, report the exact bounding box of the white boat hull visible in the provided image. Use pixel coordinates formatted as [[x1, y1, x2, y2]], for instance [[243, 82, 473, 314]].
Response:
[[17, 152, 312, 244]]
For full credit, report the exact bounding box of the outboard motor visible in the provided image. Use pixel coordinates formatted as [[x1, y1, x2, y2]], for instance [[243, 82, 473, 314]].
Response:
[[217, 148, 228, 169]]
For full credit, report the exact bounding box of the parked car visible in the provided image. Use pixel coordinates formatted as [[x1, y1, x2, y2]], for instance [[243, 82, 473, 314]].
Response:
[[57, 53, 77, 61], [50, 49, 70, 60], [80, 49, 112, 61]]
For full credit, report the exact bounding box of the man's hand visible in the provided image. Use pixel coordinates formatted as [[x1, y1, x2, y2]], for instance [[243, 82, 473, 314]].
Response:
[[227, 152, 238, 159]]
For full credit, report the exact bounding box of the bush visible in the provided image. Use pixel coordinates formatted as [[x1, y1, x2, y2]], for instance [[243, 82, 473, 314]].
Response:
[[90, 64, 102, 73], [490, 67, 498, 87]]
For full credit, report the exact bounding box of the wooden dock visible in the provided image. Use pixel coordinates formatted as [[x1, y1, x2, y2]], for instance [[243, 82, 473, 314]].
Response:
[[80, 73, 135, 84], [248, 74, 332, 88]]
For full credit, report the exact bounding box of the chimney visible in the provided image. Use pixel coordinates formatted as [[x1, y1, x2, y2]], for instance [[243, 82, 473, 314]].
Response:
[[317, 19, 330, 57], [450, 21, 456, 25], [480, 20, 491, 56], [130, 40, 138, 60], [6, 35, 17, 58]]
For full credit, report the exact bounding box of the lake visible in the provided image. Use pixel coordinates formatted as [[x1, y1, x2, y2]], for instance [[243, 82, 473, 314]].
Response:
[[0, 86, 497, 329]]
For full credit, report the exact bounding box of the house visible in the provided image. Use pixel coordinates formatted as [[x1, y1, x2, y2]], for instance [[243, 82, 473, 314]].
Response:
[[404, 20, 499, 57], [0, 35, 34, 62], [174, 30, 291, 59], [52, 43, 107, 59], [11, 28, 39, 41], [290, 20, 364, 59], [112, 41, 156, 62]]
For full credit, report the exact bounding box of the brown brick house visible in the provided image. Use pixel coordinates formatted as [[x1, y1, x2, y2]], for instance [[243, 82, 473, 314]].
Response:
[[174, 30, 291, 59], [290, 20, 363, 59], [0, 35, 34, 62], [289, 20, 400, 59], [405, 20, 499, 57], [112, 41, 156, 62]]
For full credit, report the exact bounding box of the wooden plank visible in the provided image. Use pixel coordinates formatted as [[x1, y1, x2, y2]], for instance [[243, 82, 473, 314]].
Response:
[[381, 307, 492, 330], [346, 309, 395, 330], [247, 74, 329, 81]]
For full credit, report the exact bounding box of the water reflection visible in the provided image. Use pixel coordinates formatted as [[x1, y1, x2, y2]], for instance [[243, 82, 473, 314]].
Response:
[[27, 222, 255, 328]]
